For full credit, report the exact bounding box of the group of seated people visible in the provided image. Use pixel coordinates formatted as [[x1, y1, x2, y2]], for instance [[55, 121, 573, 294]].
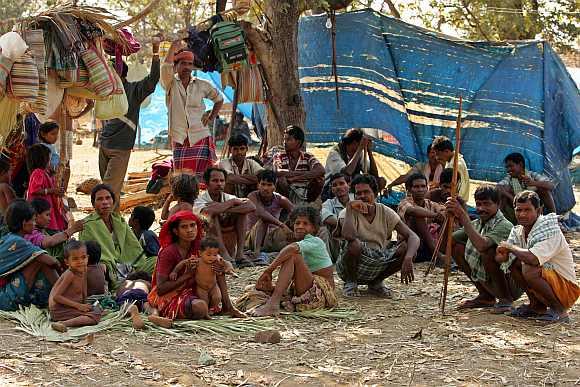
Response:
[[0, 125, 577, 332]]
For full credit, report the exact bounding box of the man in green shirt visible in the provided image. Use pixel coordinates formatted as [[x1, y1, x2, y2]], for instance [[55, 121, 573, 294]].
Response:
[[446, 185, 522, 313]]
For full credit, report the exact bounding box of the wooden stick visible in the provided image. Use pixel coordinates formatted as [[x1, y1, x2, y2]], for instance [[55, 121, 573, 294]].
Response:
[[439, 95, 463, 315], [222, 73, 240, 160], [330, 10, 340, 110], [423, 216, 448, 277]]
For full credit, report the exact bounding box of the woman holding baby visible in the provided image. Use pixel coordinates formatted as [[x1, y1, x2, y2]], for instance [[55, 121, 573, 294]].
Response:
[[147, 211, 243, 324]]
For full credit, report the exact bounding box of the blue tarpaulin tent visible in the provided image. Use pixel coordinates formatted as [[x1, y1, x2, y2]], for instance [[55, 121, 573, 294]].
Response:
[[298, 9, 579, 212]]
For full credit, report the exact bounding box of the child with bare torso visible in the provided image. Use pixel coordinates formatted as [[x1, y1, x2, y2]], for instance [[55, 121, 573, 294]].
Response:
[[169, 238, 223, 318], [161, 174, 199, 221], [49, 241, 102, 332]]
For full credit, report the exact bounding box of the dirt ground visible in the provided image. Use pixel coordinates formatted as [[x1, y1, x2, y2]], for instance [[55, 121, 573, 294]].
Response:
[[0, 140, 578, 386]]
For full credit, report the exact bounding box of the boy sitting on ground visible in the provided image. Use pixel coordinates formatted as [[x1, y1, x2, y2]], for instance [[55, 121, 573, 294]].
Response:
[[160, 174, 199, 220], [129, 205, 160, 274], [497, 152, 556, 222], [246, 170, 294, 257], [250, 207, 337, 317], [50, 240, 102, 332], [497, 191, 579, 323], [169, 237, 224, 318], [85, 240, 107, 296]]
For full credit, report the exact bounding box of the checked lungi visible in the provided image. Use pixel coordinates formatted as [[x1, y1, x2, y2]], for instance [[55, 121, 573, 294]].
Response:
[[172, 136, 217, 179]]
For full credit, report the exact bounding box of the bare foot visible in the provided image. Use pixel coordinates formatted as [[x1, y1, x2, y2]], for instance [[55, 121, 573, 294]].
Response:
[[223, 306, 247, 319], [249, 302, 280, 317], [51, 322, 68, 332], [128, 305, 145, 330], [148, 315, 173, 328]]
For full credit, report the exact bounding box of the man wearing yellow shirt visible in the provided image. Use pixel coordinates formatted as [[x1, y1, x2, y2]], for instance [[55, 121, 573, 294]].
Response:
[[432, 136, 470, 202]]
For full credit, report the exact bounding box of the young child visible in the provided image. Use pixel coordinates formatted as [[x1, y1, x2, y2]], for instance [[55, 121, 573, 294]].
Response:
[[26, 198, 83, 262], [115, 271, 151, 329], [85, 240, 107, 296], [160, 174, 199, 220], [49, 240, 102, 332], [38, 122, 60, 175], [26, 144, 67, 231], [169, 237, 223, 318], [129, 206, 160, 258]]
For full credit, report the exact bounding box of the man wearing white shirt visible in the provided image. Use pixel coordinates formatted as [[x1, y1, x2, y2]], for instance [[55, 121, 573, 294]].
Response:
[[161, 40, 223, 178]]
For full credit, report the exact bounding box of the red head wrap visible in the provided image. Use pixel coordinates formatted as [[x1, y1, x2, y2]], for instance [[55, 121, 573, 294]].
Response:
[[158, 211, 203, 251], [174, 50, 194, 64]]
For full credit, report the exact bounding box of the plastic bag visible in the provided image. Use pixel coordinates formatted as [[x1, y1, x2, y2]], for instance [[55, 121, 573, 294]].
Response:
[[0, 32, 28, 60], [94, 72, 128, 120]]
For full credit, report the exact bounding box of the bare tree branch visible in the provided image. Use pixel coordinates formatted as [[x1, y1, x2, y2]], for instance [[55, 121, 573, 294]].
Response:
[[383, 0, 401, 19], [458, 0, 491, 41]]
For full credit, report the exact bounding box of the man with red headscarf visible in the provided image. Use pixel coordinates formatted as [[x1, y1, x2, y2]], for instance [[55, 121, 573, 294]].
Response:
[[161, 39, 224, 178]]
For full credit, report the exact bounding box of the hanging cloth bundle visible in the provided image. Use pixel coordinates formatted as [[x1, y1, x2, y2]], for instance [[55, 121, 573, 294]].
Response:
[[103, 28, 141, 75], [210, 21, 248, 72]]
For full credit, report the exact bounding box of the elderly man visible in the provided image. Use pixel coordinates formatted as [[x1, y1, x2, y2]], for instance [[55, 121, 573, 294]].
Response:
[[272, 125, 325, 205], [79, 184, 144, 289], [99, 36, 161, 209], [337, 174, 420, 297], [161, 40, 223, 178], [446, 185, 520, 313], [194, 167, 255, 264]]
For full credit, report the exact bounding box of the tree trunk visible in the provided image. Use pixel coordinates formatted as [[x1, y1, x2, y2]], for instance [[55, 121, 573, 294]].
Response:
[[244, 0, 305, 147]]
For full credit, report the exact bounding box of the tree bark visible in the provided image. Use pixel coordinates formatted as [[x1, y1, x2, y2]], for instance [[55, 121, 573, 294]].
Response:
[[244, 0, 305, 147]]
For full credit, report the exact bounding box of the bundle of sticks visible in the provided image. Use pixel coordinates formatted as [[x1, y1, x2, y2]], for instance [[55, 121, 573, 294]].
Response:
[[424, 96, 463, 315]]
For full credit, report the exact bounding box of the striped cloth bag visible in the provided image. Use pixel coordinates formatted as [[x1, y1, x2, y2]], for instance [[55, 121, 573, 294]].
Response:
[[0, 54, 14, 97], [20, 30, 47, 115], [221, 64, 265, 103], [7, 51, 39, 103], [80, 44, 115, 98], [56, 60, 90, 89]]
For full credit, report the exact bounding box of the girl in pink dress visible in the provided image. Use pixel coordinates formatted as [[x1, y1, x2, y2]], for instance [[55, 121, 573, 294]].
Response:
[[26, 144, 67, 231]]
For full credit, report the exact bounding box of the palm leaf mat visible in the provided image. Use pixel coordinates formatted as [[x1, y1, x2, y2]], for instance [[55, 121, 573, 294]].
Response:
[[0, 305, 359, 342]]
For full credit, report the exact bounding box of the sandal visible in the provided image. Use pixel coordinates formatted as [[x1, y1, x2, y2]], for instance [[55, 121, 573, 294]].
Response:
[[490, 301, 513, 314], [534, 309, 570, 324], [509, 304, 542, 319], [457, 297, 496, 310], [342, 282, 360, 297], [367, 283, 393, 299]]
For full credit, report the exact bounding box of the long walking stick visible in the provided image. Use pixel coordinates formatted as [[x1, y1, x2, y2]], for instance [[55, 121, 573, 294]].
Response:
[[424, 216, 448, 277], [439, 95, 463, 315]]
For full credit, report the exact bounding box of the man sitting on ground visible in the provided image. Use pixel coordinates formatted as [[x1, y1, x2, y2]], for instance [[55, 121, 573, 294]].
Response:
[[386, 144, 443, 192], [446, 185, 520, 313], [194, 167, 255, 264], [272, 125, 325, 205], [497, 152, 556, 222], [320, 173, 353, 263], [247, 170, 294, 256], [497, 191, 578, 323], [397, 173, 445, 261], [219, 134, 263, 198], [337, 174, 420, 297], [324, 128, 385, 200], [426, 168, 457, 204], [432, 136, 470, 202]]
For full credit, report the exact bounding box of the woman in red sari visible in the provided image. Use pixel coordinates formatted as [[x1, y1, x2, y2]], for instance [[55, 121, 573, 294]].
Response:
[[147, 211, 243, 322]]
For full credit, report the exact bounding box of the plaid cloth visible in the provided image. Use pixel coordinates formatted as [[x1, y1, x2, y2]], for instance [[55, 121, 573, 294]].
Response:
[[501, 213, 561, 273], [173, 136, 217, 179], [498, 170, 552, 195], [463, 210, 513, 282], [336, 241, 399, 284]]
